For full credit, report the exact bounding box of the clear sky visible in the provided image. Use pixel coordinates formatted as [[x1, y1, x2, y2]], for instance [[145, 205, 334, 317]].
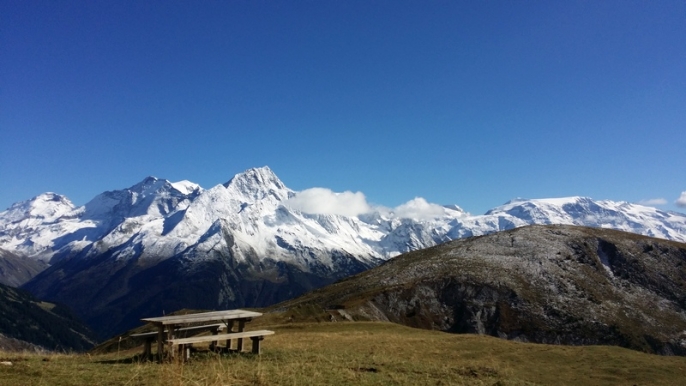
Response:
[[2, 0, 685, 215]]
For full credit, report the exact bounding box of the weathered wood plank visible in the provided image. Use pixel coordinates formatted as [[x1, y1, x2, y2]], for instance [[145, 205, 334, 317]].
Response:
[[141, 310, 262, 325], [168, 330, 274, 346], [250, 336, 264, 354], [156, 326, 164, 363], [131, 323, 225, 338], [237, 319, 246, 351], [225, 320, 235, 350], [143, 338, 152, 360]]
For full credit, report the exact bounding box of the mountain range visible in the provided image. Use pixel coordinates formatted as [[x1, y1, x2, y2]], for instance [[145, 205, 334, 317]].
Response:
[[1, 166, 685, 338]]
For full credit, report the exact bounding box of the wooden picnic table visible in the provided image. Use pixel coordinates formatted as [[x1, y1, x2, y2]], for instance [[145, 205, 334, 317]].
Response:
[[140, 309, 264, 362]]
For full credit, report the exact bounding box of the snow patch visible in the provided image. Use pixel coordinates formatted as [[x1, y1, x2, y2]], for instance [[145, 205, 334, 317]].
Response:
[[171, 180, 202, 195]]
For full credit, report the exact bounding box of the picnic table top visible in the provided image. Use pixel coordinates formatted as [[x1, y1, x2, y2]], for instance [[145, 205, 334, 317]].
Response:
[[141, 309, 263, 326]]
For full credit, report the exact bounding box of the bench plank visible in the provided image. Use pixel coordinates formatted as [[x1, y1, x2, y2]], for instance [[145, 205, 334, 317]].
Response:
[[169, 330, 275, 359], [131, 323, 225, 338], [168, 330, 274, 346]]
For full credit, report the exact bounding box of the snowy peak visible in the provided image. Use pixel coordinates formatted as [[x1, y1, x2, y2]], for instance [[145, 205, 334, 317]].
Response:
[[481, 196, 686, 242], [443, 204, 467, 214], [0, 193, 81, 261], [223, 166, 292, 203], [129, 176, 168, 195], [0, 193, 76, 224], [170, 180, 202, 195], [83, 176, 194, 220], [485, 196, 584, 223], [487, 196, 626, 222]]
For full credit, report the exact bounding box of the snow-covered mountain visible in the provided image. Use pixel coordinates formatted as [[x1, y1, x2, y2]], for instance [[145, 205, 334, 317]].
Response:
[[451, 197, 686, 242], [1, 166, 685, 338], [0, 167, 469, 270], [4, 167, 684, 268]]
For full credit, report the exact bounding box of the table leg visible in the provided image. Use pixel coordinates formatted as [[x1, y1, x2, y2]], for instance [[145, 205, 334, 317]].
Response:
[[225, 320, 234, 351], [250, 336, 263, 354], [176, 343, 191, 362], [168, 325, 177, 360], [156, 325, 165, 363], [143, 338, 152, 361], [210, 326, 219, 351], [237, 319, 246, 351]]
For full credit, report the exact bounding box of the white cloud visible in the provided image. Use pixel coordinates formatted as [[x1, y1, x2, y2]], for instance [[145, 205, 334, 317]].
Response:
[[676, 191, 686, 208], [285, 188, 371, 216], [393, 197, 446, 220], [285, 188, 448, 220], [638, 198, 667, 206]]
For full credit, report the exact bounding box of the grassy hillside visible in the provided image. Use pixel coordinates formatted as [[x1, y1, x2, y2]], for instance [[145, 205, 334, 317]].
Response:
[[1, 321, 685, 385], [0, 283, 97, 352]]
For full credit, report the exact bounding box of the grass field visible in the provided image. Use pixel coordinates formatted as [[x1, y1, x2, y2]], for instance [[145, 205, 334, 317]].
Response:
[[1, 321, 685, 385]]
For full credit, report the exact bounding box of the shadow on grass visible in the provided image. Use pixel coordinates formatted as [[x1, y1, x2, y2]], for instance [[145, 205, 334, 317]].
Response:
[[95, 350, 260, 365], [95, 353, 150, 364]]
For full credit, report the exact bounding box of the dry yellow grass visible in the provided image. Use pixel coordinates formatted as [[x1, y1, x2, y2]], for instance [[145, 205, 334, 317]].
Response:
[[1, 322, 685, 385]]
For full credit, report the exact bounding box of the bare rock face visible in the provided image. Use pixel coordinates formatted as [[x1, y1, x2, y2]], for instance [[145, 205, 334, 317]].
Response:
[[278, 225, 686, 355], [0, 248, 47, 287]]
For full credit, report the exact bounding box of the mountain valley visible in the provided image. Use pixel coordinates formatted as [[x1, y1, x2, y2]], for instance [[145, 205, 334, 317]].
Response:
[[0, 282, 96, 352]]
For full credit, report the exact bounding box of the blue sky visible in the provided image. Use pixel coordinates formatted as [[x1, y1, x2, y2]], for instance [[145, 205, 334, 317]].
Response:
[[2, 0, 685, 215]]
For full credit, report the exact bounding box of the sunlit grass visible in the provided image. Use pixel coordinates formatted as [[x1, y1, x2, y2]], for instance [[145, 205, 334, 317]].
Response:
[[2, 322, 685, 385]]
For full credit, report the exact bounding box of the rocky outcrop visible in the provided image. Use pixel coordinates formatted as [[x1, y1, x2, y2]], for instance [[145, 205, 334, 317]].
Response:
[[0, 248, 47, 287], [276, 225, 686, 355]]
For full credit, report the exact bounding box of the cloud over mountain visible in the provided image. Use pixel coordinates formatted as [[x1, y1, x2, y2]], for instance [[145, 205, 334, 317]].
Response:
[[677, 192, 686, 207], [393, 197, 446, 220], [286, 188, 448, 220], [285, 188, 371, 216], [638, 198, 667, 206]]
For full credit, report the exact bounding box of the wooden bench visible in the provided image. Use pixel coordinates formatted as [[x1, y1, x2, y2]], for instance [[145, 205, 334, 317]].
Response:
[[139, 309, 266, 363], [131, 323, 226, 360], [167, 330, 275, 360]]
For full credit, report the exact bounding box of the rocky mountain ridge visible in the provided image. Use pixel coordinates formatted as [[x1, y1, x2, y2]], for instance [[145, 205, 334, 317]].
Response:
[[275, 225, 686, 356], [2, 167, 684, 269]]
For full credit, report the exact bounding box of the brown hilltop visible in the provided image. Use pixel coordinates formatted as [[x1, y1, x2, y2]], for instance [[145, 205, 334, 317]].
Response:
[[271, 224, 686, 355]]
